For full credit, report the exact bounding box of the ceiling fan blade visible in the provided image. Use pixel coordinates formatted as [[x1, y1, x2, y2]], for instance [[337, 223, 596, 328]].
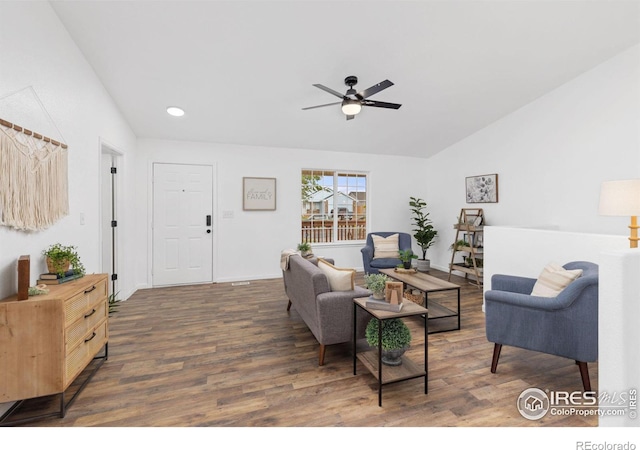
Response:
[[313, 84, 345, 99], [346, 115, 355, 121], [356, 80, 394, 99], [363, 100, 402, 110], [302, 101, 341, 110]]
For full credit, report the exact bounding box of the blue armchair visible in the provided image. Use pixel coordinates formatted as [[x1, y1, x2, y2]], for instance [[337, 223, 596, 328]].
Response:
[[484, 261, 598, 391], [361, 232, 412, 274]]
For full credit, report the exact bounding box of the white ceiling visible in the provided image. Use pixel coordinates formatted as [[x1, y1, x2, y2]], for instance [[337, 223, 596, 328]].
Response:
[[50, 1, 640, 159]]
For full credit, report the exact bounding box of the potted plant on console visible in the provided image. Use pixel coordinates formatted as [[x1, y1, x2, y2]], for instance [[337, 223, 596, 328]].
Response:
[[365, 318, 412, 366], [42, 243, 85, 277], [364, 273, 389, 300], [409, 196, 438, 272]]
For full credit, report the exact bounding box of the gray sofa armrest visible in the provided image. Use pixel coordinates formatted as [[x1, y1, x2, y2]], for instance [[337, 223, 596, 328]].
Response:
[[315, 286, 370, 345]]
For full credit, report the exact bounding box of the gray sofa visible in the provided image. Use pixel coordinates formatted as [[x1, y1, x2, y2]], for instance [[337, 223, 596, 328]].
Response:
[[283, 254, 370, 365]]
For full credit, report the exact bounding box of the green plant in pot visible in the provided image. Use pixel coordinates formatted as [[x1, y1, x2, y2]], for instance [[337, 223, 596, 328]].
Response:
[[42, 243, 85, 277], [409, 196, 438, 272], [449, 239, 468, 252], [398, 249, 418, 269], [365, 318, 412, 366], [364, 273, 389, 300], [297, 241, 313, 258]]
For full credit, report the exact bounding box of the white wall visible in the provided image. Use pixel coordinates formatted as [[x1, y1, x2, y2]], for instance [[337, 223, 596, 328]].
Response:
[[134, 139, 427, 288], [598, 249, 640, 427], [483, 226, 628, 291], [424, 45, 640, 273], [0, 2, 137, 300]]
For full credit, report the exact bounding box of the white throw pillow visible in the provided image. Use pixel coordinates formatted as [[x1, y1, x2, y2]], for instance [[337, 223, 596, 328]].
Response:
[[372, 234, 400, 259], [531, 262, 583, 297], [317, 258, 355, 291]]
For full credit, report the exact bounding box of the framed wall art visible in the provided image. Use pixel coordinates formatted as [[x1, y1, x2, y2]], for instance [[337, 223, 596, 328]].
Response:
[[243, 177, 276, 211], [466, 174, 498, 203]]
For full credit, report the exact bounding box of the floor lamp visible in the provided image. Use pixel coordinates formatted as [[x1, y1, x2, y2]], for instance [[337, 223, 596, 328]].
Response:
[[599, 179, 640, 248]]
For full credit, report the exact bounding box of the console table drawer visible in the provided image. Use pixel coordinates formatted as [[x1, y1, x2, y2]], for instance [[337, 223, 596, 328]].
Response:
[[66, 300, 108, 350], [64, 278, 108, 326], [65, 320, 108, 385]]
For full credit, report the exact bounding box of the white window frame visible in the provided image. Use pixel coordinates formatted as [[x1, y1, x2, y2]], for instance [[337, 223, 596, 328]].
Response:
[[301, 169, 368, 245]]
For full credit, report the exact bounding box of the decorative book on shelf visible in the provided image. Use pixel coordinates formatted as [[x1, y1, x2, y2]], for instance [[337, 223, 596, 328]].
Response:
[[37, 273, 84, 285], [39, 269, 76, 280], [365, 297, 404, 312]]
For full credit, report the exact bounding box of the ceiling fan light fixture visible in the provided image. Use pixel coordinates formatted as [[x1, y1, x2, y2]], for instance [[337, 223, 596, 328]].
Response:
[[166, 106, 185, 117], [341, 99, 362, 116]]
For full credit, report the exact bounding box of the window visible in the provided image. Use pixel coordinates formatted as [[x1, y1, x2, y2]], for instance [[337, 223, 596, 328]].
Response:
[[301, 169, 367, 243]]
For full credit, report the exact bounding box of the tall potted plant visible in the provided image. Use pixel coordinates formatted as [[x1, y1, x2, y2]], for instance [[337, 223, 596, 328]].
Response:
[[409, 197, 437, 272]]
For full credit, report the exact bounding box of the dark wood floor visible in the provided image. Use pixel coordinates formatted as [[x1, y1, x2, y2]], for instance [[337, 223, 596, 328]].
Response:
[[6, 269, 597, 429]]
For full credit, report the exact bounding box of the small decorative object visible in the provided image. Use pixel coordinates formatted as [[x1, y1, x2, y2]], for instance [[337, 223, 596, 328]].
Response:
[[17, 255, 30, 300], [397, 249, 417, 269], [365, 318, 412, 366], [466, 174, 498, 203], [297, 242, 313, 258], [243, 177, 276, 211], [385, 281, 404, 305], [28, 284, 49, 296], [42, 243, 85, 277], [409, 197, 437, 272], [364, 273, 389, 300]]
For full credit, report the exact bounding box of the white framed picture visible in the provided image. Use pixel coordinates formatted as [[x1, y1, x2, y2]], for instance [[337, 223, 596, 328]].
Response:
[[243, 177, 276, 211], [466, 174, 498, 203]]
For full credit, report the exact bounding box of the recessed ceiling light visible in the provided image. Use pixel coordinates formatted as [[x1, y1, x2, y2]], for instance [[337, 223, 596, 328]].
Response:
[[166, 106, 185, 117]]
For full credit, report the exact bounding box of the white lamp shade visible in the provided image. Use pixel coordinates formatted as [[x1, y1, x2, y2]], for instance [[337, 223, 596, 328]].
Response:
[[341, 100, 362, 116], [599, 179, 640, 216]]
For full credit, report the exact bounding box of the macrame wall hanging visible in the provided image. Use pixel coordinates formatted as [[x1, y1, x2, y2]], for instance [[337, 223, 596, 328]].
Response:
[[0, 117, 69, 231]]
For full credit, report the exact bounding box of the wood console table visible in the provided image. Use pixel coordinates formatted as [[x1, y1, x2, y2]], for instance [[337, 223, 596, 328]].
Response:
[[0, 274, 109, 426], [353, 297, 428, 407]]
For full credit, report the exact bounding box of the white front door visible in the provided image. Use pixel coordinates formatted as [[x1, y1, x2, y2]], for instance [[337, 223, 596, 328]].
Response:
[[152, 163, 213, 286]]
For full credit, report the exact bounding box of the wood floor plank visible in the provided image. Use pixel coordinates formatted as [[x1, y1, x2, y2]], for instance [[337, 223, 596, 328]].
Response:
[[5, 270, 598, 427]]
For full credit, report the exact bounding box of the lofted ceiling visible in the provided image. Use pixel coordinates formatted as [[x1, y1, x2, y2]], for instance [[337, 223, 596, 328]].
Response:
[[50, 1, 640, 158]]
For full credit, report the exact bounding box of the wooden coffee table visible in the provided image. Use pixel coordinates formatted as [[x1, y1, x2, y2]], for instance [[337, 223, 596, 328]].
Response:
[[380, 268, 461, 333]]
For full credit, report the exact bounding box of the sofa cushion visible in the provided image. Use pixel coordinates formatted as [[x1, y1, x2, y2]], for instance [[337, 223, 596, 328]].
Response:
[[372, 233, 400, 259], [531, 262, 583, 297], [317, 258, 355, 291]]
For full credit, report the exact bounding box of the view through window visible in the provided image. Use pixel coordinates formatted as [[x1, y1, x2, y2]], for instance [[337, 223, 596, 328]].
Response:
[[301, 170, 367, 244]]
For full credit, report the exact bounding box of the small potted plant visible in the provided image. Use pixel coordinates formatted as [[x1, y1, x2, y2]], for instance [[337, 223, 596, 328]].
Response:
[[364, 273, 389, 299], [398, 249, 418, 269], [449, 239, 468, 252], [365, 318, 412, 366], [297, 242, 313, 258], [42, 243, 85, 277]]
